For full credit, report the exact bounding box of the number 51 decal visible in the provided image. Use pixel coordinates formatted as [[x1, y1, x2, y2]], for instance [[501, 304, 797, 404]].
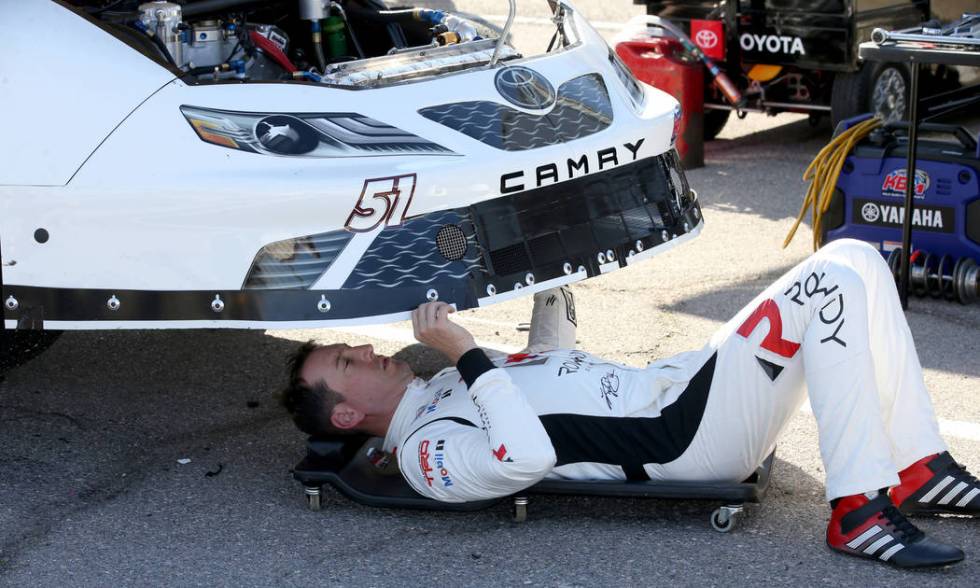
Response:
[[344, 174, 417, 233]]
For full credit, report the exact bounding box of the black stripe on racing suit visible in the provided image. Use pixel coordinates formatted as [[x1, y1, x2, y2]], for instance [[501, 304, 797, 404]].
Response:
[[539, 352, 716, 480]]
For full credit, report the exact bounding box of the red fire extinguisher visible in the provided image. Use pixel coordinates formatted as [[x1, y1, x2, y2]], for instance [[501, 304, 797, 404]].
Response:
[[616, 38, 704, 168]]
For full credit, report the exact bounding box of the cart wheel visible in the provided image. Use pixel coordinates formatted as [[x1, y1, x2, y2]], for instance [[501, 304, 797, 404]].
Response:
[[513, 496, 528, 523], [703, 109, 731, 141], [304, 486, 322, 512], [869, 63, 909, 124], [710, 505, 742, 533]]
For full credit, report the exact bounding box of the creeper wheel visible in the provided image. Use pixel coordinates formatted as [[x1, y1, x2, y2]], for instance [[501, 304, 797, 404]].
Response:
[[710, 504, 743, 532], [513, 496, 528, 523], [305, 486, 322, 511]]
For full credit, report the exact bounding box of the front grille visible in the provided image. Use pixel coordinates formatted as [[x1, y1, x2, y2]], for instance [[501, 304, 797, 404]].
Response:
[[471, 153, 690, 279], [622, 205, 664, 236], [419, 74, 613, 151], [244, 230, 353, 289], [489, 243, 533, 276], [527, 233, 565, 266]]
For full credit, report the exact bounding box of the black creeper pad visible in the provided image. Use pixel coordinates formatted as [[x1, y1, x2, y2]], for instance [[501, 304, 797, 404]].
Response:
[[293, 437, 776, 510]]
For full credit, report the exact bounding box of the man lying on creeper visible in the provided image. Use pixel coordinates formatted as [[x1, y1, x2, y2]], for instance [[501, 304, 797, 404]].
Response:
[[282, 239, 978, 568]]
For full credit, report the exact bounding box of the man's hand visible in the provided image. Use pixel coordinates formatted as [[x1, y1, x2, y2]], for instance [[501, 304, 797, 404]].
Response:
[[412, 302, 477, 364]]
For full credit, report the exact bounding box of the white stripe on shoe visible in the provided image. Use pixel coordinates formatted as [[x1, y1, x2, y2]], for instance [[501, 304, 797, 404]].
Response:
[[919, 475, 956, 503], [863, 535, 894, 555], [955, 488, 980, 508], [879, 543, 906, 562], [938, 481, 969, 505], [846, 526, 882, 549]]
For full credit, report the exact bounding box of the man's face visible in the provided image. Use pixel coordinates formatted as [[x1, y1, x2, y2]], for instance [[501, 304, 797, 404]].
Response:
[[300, 343, 414, 412]]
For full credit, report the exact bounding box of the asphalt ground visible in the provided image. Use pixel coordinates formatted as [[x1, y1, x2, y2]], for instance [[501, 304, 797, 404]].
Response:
[[2, 2, 979, 586]]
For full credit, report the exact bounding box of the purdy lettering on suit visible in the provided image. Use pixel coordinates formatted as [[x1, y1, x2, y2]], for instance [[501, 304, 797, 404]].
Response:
[[501, 139, 646, 194]]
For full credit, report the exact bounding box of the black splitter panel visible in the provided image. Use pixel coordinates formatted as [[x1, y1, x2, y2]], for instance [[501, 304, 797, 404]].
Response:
[[2, 155, 701, 327]]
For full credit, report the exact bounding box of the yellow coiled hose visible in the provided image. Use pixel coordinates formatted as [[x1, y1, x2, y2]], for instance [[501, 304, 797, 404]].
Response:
[[783, 117, 882, 251]]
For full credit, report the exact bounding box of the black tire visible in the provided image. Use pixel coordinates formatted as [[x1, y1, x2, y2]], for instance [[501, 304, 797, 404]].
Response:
[[0, 330, 62, 380], [703, 109, 731, 141], [868, 62, 910, 123], [830, 67, 870, 128], [831, 62, 910, 128]]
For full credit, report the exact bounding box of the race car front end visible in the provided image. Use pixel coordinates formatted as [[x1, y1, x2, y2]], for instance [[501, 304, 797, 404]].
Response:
[[0, 0, 701, 330]]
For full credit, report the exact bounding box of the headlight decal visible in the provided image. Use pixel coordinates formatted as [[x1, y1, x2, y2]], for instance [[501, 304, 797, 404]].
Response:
[[181, 106, 455, 157]]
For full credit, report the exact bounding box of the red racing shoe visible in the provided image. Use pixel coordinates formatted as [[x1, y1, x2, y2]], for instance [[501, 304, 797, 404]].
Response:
[[827, 492, 964, 568], [892, 452, 980, 516]]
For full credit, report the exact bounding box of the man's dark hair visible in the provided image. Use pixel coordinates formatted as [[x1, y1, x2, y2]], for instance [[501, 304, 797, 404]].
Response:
[[280, 341, 350, 437]]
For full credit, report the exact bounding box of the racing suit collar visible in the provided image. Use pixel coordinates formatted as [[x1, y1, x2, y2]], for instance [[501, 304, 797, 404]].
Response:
[[383, 377, 429, 454]]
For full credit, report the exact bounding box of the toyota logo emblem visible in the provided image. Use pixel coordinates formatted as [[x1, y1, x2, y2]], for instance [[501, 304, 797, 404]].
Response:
[[494, 66, 556, 110], [695, 29, 718, 49]]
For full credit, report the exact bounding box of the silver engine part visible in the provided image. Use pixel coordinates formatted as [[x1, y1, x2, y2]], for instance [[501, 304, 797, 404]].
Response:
[[138, 1, 183, 66], [182, 20, 236, 69], [298, 0, 328, 21], [137, 1, 506, 83], [136, 1, 289, 80], [322, 39, 520, 87], [181, 23, 289, 79], [443, 14, 480, 43]]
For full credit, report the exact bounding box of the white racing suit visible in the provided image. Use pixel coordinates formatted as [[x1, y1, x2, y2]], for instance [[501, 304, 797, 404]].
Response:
[[383, 240, 947, 502]]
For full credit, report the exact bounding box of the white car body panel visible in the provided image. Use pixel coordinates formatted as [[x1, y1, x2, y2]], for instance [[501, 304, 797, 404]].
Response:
[[0, 0, 701, 330], [0, 1, 175, 186]]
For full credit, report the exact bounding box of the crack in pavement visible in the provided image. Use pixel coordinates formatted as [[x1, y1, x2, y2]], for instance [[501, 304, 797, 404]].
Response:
[[0, 405, 86, 430]]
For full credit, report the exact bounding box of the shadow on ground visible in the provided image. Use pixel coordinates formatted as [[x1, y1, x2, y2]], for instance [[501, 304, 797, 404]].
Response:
[[2, 329, 977, 585], [0, 329, 821, 567], [692, 117, 832, 224]]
